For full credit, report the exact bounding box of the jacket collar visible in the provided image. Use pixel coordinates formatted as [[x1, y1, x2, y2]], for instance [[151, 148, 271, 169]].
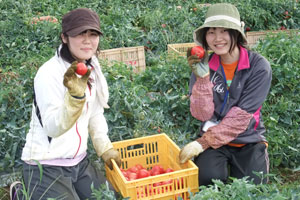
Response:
[[208, 46, 250, 71]]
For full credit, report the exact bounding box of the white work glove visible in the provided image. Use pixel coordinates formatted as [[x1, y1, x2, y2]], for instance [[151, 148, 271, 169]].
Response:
[[179, 141, 204, 164]]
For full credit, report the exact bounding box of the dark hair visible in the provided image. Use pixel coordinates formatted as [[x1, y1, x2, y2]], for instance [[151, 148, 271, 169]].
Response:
[[201, 28, 247, 54]]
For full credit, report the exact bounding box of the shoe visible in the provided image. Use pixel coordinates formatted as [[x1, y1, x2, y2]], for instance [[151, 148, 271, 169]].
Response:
[[10, 181, 22, 200]]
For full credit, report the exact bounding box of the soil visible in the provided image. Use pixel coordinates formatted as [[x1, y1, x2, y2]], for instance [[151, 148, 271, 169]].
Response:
[[278, 168, 300, 184]]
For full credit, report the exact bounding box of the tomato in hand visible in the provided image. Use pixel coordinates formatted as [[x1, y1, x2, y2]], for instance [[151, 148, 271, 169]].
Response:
[[191, 46, 205, 59], [76, 62, 88, 75]]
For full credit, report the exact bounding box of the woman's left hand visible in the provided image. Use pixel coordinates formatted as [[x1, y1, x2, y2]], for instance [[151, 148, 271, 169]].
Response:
[[102, 148, 122, 170]]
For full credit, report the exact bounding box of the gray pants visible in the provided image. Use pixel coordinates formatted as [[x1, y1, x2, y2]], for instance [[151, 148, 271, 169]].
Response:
[[19, 156, 115, 200]]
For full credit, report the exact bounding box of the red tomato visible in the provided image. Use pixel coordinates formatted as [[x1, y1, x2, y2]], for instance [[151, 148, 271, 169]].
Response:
[[151, 165, 165, 174], [150, 170, 161, 176], [162, 180, 173, 192], [191, 46, 205, 59], [136, 187, 145, 198], [146, 185, 152, 196], [128, 172, 137, 181], [175, 178, 184, 189], [153, 182, 162, 187], [128, 166, 139, 173], [159, 166, 165, 174], [76, 62, 88, 75], [152, 183, 161, 195], [121, 170, 129, 178], [137, 169, 150, 179], [135, 164, 144, 170], [165, 168, 174, 173], [280, 26, 286, 30], [161, 179, 173, 185]]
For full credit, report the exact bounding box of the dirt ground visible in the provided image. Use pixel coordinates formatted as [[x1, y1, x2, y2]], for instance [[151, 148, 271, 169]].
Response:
[[278, 168, 300, 184]]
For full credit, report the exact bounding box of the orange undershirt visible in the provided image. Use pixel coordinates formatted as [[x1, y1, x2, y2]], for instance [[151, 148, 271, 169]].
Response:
[[221, 60, 238, 88]]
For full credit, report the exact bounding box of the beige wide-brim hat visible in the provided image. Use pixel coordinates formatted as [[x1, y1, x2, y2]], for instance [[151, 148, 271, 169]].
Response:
[[193, 3, 247, 46]]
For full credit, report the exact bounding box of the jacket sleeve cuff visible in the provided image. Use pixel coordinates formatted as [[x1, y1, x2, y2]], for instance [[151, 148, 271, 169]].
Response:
[[91, 136, 114, 157], [71, 93, 86, 99], [196, 75, 210, 85], [196, 138, 210, 151]]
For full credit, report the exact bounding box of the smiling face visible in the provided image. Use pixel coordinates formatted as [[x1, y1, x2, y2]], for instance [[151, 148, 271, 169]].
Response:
[[205, 27, 240, 63], [206, 27, 232, 55], [61, 30, 100, 62]]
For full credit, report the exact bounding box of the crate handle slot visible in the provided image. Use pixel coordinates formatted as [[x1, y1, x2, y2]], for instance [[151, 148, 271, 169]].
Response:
[[126, 143, 144, 150]]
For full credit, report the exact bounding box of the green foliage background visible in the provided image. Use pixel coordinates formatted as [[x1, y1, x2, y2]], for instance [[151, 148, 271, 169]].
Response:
[[0, 0, 299, 196]]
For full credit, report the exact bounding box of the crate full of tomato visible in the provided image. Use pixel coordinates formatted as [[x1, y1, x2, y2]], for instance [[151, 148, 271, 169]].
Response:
[[105, 133, 199, 200]]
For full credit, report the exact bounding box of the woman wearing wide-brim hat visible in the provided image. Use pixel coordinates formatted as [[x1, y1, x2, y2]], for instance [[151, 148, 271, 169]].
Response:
[[179, 3, 272, 186]]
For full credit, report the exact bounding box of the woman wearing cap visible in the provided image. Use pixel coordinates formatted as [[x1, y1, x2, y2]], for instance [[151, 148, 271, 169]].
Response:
[[179, 3, 272, 186], [11, 8, 121, 199]]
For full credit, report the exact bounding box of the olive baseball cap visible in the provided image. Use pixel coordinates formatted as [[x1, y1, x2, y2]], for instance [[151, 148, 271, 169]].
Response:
[[193, 3, 247, 45], [62, 8, 102, 37]]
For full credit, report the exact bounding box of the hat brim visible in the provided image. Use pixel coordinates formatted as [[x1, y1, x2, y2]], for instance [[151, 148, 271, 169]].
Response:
[[66, 25, 103, 37], [193, 20, 247, 46]]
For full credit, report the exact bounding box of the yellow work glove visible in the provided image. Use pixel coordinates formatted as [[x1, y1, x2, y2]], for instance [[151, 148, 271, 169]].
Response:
[[102, 148, 122, 170], [187, 48, 209, 78], [179, 141, 204, 164], [63, 61, 91, 98]]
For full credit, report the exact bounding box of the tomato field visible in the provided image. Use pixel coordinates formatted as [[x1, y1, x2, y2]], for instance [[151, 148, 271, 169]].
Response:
[[0, 0, 299, 199]]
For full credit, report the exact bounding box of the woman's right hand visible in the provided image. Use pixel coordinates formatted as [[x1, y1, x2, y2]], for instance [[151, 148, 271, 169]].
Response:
[[63, 61, 91, 98], [187, 48, 209, 78]]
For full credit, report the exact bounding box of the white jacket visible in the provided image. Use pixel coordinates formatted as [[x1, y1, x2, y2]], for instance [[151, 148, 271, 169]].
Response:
[[21, 50, 113, 161]]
